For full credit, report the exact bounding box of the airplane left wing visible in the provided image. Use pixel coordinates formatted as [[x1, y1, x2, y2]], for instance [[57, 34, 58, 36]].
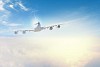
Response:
[[44, 24, 62, 30]]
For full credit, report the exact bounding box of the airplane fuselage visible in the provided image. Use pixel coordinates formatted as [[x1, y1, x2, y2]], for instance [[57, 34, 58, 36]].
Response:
[[34, 26, 42, 32], [34, 23, 44, 32]]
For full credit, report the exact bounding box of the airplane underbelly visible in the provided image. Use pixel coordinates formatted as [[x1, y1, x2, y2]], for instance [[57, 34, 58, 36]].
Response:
[[34, 27, 42, 32]]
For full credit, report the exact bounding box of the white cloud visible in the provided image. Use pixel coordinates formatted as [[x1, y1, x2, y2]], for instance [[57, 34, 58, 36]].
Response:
[[1, 20, 21, 27], [0, 11, 21, 27], [0, 0, 5, 11], [9, 4, 14, 9], [3, 0, 10, 3], [8, 1, 17, 11], [0, 0, 11, 11], [0, 35, 98, 67], [17, 2, 29, 11], [8, 23, 21, 27], [0, 0, 30, 28], [0, 0, 30, 29], [84, 57, 100, 67], [0, 0, 22, 28]]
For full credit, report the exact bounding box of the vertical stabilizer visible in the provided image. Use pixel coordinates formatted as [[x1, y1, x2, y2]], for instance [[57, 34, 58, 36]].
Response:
[[37, 22, 41, 27]]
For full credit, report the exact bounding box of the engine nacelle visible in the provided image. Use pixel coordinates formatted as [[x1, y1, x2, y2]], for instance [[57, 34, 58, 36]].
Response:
[[57, 25, 60, 28], [14, 31, 18, 34], [49, 27, 53, 30], [22, 31, 26, 34]]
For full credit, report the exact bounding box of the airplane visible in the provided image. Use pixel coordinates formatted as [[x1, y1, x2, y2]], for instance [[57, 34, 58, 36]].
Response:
[[14, 22, 62, 34]]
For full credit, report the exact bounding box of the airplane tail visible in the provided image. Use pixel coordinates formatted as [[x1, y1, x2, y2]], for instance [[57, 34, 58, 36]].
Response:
[[35, 22, 41, 27]]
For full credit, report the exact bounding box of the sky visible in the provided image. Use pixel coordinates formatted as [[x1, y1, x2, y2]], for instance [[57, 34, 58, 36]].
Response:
[[0, 0, 100, 67]]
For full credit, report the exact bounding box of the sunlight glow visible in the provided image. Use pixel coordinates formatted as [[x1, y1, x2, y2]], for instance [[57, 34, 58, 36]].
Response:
[[31, 36, 95, 67]]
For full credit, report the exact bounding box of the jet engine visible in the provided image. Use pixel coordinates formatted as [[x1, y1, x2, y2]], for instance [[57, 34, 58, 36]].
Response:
[[14, 31, 18, 34], [49, 27, 53, 30], [22, 31, 26, 34], [57, 25, 60, 28]]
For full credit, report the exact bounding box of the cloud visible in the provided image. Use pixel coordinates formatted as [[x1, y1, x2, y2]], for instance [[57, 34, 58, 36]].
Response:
[[0, 0, 30, 25], [3, 0, 10, 3], [0, 35, 98, 67], [16, 1, 29, 11], [0, 0, 32, 35], [9, 4, 17, 11], [0, 11, 21, 27], [8, 2, 28, 12], [85, 57, 100, 67], [1, 20, 21, 27], [0, 37, 68, 67], [0, 0, 22, 27], [0, 0, 11, 11], [0, 0, 5, 11]]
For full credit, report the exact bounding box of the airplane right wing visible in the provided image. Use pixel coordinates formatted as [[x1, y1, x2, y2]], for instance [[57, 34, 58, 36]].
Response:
[[14, 29, 34, 34]]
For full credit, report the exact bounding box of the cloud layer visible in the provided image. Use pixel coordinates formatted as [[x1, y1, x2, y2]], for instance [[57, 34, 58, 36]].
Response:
[[0, 35, 99, 67]]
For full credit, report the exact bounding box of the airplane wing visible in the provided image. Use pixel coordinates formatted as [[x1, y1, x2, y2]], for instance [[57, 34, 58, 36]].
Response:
[[14, 29, 34, 34], [44, 24, 63, 30]]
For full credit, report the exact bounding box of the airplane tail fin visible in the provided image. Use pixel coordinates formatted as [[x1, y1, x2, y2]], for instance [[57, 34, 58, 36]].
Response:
[[35, 22, 41, 27]]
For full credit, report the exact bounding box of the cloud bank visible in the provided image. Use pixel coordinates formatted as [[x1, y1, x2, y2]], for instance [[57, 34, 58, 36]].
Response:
[[0, 34, 99, 67]]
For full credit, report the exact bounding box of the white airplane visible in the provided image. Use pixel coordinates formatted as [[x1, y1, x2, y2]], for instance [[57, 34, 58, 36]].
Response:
[[14, 22, 62, 34]]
